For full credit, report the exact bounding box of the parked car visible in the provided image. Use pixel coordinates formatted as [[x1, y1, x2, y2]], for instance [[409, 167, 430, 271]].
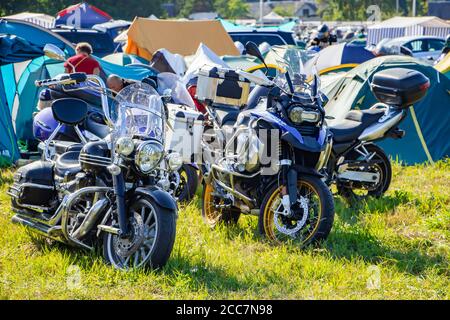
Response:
[[51, 26, 118, 57], [384, 36, 445, 63], [228, 29, 296, 47], [92, 20, 131, 44]]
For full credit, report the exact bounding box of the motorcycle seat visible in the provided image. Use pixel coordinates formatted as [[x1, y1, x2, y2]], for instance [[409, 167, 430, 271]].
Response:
[[214, 106, 240, 127], [55, 151, 81, 177], [329, 109, 385, 143]]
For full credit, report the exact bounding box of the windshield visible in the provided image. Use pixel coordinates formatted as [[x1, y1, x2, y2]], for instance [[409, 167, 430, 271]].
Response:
[[266, 46, 318, 94], [112, 82, 164, 142]]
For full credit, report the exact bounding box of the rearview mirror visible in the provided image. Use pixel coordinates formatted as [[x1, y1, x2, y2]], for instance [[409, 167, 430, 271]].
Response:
[[245, 41, 265, 63], [44, 44, 67, 61]]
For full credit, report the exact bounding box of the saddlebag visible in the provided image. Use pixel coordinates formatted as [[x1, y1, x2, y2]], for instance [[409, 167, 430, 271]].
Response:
[[8, 161, 56, 208], [165, 103, 204, 163], [196, 66, 250, 107], [371, 68, 430, 108]]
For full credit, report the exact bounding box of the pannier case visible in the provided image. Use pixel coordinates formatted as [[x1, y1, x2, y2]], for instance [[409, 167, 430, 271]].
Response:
[[196, 66, 250, 107], [8, 161, 56, 208], [371, 68, 430, 108], [165, 103, 204, 163]]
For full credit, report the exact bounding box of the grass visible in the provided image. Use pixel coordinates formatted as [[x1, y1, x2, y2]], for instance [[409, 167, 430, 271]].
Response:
[[0, 161, 448, 300]]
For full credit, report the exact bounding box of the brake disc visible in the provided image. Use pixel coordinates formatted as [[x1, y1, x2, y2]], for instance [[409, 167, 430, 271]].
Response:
[[274, 196, 309, 237], [113, 213, 145, 259]]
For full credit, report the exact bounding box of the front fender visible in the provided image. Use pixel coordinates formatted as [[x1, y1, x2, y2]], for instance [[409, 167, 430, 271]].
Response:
[[292, 164, 323, 178], [135, 187, 178, 212]]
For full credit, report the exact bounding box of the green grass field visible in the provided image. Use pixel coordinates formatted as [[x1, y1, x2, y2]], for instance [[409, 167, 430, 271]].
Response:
[[0, 161, 448, 300]]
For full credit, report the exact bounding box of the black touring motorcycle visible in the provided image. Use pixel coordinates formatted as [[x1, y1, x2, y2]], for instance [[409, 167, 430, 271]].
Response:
[[8, 71, 177, 270]]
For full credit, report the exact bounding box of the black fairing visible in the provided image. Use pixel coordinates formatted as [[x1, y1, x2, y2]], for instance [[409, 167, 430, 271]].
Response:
[[135, 187, 178, 211], [52, 98, 88, 126], [15, 161, 54, 186], [371, 68, 430, 108]]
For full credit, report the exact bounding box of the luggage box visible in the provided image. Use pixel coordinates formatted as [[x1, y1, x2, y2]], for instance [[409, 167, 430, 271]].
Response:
[[196, 66, 250, 107], [371, 68, 430, 108], [165, 104, 204, 163], [8, 161, 56, 208]]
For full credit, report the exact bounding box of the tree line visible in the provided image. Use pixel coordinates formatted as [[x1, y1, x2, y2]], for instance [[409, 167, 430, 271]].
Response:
[[0, 0, 428, 21]]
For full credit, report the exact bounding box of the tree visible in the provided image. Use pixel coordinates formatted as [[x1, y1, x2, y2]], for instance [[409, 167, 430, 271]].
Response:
[[0, 0, 164, 20], [179, 0, 215, 17], [214, 0, 249, 19], [273, 5, 295, 17]]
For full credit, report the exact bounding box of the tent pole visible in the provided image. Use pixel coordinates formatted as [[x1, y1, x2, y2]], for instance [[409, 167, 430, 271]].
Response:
[[260, 0, 263, 26]]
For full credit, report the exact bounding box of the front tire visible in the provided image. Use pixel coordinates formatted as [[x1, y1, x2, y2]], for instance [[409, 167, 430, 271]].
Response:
[[201, 183, 240, 227], [102, 195, 176, 270], [259, 175, 334, 246]]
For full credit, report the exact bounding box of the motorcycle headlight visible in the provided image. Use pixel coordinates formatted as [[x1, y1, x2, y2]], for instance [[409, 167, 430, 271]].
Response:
[[115, 137, 135, 156], [289, 106, 321, 124], [166, 152, 183, 171], [289, 107, 304, 124], [135, 141, 164, 174]]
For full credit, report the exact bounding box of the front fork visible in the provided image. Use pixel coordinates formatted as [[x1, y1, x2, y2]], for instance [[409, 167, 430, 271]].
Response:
[[112, 173, 128, 237], [279, 145, 298, 214]]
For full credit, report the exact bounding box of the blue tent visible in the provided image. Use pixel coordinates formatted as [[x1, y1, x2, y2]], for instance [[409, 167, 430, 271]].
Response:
[[0, 19, 75, 55], [323, 56, 450, 164]]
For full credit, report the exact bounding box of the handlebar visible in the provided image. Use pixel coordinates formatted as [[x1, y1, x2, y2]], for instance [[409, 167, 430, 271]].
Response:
[[35, 72, 88, 87]]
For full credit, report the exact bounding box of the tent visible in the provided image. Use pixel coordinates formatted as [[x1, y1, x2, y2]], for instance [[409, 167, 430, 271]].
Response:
[[55, 2, 112, 28], [434, 52, 450, 78], [102, 52, 149, 66], [0, 19, 75, 55], [262, 11, 285, 25], [0, 35, 42, 65], [367, 16, 450, 46], [2, 12, 55, 28], [323, 56, 450, 164], [305, 43, 376, 75], [93, 20, 131, 40], [124, 18, 239, 60]]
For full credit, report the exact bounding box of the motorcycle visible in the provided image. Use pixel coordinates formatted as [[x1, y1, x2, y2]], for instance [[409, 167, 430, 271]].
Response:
[[197, 42, 335, 246], [32, 46, 198, 201], [8, 59, 177, 269], [323, 67, 430, 200]]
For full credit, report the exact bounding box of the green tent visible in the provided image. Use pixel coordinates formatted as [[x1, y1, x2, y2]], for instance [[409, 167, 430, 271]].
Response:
[[323, 56, 450, 164]]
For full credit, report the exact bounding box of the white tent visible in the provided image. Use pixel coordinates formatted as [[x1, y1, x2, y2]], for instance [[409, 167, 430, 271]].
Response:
[[1, 12, 55, 28], [262, 11, 285, 25], [367, 16, 450, 45]]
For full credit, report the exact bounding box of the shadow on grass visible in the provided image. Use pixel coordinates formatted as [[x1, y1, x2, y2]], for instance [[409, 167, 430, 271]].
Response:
[[325, 226, 448, 276], [334, 190, 413, 225]]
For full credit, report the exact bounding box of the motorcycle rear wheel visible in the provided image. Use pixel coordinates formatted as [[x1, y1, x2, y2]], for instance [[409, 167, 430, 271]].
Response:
[[102, 195, 176, 270], [337, 144, 392, 202], [175, 164, 199, 202]]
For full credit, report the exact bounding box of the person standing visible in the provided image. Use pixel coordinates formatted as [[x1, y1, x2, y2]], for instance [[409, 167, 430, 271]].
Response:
[[64, 42, 101, 75]]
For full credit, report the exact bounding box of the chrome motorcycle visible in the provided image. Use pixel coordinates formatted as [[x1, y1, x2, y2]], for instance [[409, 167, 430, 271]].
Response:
[[8, 72, 177, 270]]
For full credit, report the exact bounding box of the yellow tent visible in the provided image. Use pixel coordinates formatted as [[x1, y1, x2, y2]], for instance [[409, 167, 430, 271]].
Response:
[[434, 52, 450, 77], [124, 18, 239, 60]]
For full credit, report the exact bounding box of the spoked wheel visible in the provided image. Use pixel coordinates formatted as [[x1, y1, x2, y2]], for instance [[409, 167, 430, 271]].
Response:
[[259, 176, 334, 246], [202, 183, 240, 227], [174, 165, 199, 202], [337, 144, 392, 202], [102, 196, 176, 270]]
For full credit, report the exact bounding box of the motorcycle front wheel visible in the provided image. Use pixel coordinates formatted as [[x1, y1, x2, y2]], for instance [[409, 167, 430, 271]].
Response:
[[259, 175, 335, 246], [102, 195, 176, 270], [201, 183, 240, 227]]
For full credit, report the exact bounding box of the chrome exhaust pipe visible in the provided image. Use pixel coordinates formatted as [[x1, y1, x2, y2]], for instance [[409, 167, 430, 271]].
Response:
[[12, 214, 62, 242], [71, 198, 109, 239]]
